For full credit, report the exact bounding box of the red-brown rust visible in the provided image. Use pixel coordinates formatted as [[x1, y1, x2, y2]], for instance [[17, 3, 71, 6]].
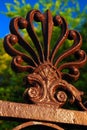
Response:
[[3, 9, 87, 110], [13, 121, 64, 130], [0, 100, 87, 126], [3, 9, 87, 129]]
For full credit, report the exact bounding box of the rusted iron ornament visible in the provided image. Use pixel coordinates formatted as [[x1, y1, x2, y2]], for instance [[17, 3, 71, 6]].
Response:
[[3, 9, 87, 129]]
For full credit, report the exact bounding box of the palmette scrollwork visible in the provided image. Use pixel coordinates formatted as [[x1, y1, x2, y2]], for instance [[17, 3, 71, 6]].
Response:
[[4, 9, 87, 110]]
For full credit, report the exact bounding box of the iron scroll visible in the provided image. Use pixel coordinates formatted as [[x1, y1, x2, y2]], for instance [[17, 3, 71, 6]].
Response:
[[3, 9, 87, 129]]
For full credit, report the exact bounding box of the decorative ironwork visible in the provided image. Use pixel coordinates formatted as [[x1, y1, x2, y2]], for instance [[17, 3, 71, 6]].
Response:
[[3, 9, 87, 129], [0, 100, 87, 129], [13, 121, 64, 130]]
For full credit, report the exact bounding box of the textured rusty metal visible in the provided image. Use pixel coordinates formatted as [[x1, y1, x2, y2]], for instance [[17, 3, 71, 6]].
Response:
[[3, 9, 87, 129], [0, 100, 87, 126], [3, 9, 87, 110], [13, 121, 64, 130]]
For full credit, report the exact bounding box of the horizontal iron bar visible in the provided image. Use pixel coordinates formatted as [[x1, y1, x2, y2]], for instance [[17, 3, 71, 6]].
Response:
[[0, 100, 87, 126]]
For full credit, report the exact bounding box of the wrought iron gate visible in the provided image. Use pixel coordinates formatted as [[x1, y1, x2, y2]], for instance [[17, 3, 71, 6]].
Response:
[[0, 9, 87, 129]]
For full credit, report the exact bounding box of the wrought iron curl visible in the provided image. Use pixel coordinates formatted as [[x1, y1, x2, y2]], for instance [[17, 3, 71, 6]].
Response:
[[4, 9, 87, 111], [13, 121, 64, 130]]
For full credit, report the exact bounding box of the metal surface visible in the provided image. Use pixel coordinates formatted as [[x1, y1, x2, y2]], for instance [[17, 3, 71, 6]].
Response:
[[4, 9, 87, 110], [0, 100, 87, 126], [2, 9, 87, 129], [13, 121, 64, 130]]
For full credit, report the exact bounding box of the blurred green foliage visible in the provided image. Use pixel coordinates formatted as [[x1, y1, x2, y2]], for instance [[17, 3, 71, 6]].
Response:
[[0, 0, 87, 129]]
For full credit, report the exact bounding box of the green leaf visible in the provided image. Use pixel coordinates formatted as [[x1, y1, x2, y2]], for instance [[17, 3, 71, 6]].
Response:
[[34, 3, 39, 9], [55, 0, 61, 9], [22, 0, 26, 4], [5, 3, 12, 11], [14, 0, 20, 6]]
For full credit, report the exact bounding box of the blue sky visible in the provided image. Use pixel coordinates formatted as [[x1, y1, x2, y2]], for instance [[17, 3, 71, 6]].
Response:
[[0, 0, 87, 38]]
